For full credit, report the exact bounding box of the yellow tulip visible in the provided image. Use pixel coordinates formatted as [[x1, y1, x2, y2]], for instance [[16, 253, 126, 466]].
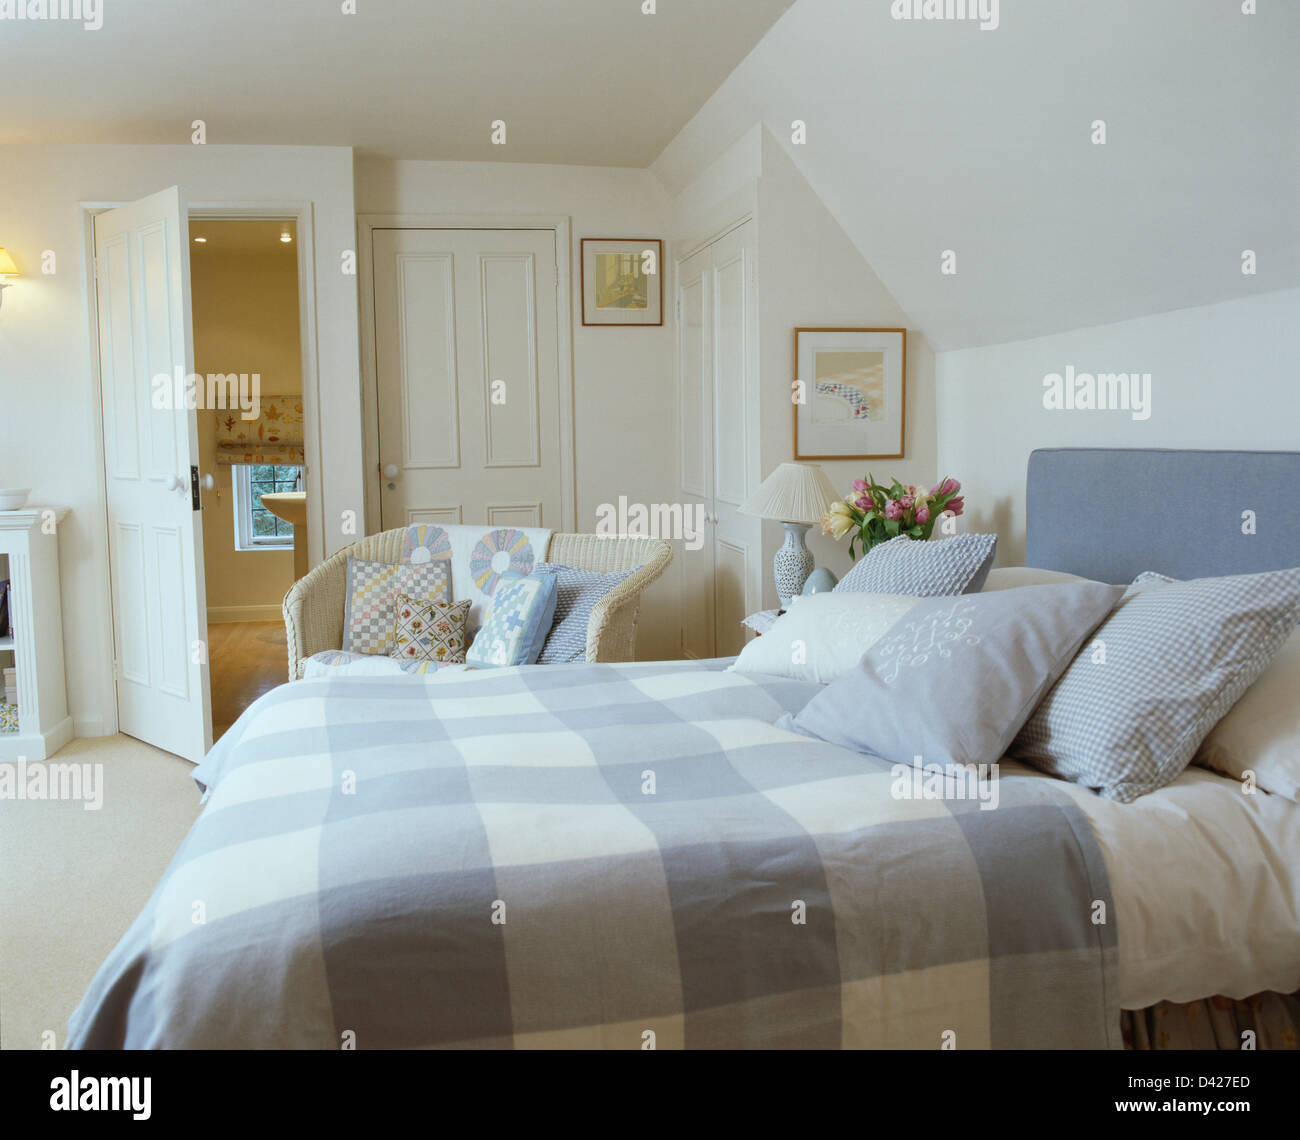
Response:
[[821, 499, 857, 539]]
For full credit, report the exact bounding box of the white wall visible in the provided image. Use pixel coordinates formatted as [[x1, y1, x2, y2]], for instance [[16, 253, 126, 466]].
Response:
[[935, 287, 1300, 566], [0, 144, 361, 736], [756, 130, 938, 592], [354, 157, 679, 660]]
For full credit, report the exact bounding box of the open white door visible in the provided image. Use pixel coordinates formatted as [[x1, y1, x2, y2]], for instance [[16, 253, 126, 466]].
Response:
[[94, 186, 212, 762]]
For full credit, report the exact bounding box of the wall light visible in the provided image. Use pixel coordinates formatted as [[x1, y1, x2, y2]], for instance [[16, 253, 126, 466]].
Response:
[[193, 235, 207, 244], [0, 248, 19, 312], [279, 230, 292, 244]]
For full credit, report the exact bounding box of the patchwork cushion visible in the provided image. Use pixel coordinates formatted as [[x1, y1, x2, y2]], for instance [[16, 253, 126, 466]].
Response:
[[1011, 567, 1300, 802], [466, 572, 559, 668], [390, 595, 471, 666], [835, 533, 997, 597], [343, 557, 450, 656], [534, 562, 635, 664], [783, 582, 1122, 768], [400, 523, 553, 635]]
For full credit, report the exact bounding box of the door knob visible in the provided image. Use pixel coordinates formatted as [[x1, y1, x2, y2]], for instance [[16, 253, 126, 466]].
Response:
[[199, 473, 215, 491], [383, 464, 399, 479], [165, 474, 184, 492]]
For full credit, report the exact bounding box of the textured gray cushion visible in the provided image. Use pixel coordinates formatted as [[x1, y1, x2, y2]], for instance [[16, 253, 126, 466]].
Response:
[[535, 562, 634, 664], [1012, 567, 1300, 802], [834, 533, 997, 597], [784, 582, 1122, 769]]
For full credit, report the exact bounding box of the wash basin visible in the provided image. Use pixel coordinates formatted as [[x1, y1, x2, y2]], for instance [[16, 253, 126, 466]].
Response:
[[261, 491, 306, 527], [260, 492, 309, 580]]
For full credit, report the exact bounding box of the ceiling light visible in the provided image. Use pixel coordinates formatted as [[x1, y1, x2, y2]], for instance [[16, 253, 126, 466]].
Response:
[[193, 236, 207, 243], [280, 230, 292, 244]]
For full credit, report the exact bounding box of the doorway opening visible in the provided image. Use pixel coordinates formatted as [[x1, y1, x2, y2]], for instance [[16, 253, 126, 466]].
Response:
[[187, 218, 305, 741]]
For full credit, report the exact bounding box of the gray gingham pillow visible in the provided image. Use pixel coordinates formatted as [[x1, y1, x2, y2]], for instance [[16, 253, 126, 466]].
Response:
[[534, 562, 634, 664], [834, 534, 997, 597], [1011, 567, 1300, 802]]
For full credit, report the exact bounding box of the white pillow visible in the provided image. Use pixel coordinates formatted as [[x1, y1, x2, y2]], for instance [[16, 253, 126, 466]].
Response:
[[1195, 627, 1300, 801], [981, 566, 1088, 591], [728, 591, 920, 684]]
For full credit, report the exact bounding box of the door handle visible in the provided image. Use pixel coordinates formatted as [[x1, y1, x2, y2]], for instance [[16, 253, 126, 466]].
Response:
[[165, 474, 184, 492], [383, 464, 399, 479], [199, 473, 215, 492]]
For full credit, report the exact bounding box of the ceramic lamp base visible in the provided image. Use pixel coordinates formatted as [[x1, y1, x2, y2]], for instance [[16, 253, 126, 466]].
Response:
[[774, 522, 815, 609]]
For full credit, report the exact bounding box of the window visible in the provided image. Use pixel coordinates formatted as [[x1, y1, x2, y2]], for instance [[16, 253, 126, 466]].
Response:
[[233, 464, 301, 550]]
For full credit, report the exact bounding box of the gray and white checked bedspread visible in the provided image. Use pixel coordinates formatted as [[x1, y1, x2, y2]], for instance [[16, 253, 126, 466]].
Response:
[[67, 659, 1120, 1049]]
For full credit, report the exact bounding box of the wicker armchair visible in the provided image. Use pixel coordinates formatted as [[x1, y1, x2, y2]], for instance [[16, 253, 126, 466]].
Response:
[[282, 530, 672, 680]]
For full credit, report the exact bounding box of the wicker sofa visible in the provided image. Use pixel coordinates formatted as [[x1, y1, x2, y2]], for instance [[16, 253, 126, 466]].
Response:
[[282, 529, 672, 680]]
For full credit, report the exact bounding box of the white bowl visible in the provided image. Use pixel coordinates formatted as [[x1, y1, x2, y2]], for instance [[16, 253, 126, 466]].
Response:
[[0, 488, 31, 511]]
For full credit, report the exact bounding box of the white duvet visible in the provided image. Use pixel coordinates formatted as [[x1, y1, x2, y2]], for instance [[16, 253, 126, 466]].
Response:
[[1032, 760, 1300, 1009]]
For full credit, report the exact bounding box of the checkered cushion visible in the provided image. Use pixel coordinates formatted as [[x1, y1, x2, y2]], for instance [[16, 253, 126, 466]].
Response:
[[834, 533, 997, 597], [466, 572, 559, 668], [1011, 567, 1300, 802], [390, 595, 471, 666], [343, 557, 449, 656], [534, 562, 635, 664]]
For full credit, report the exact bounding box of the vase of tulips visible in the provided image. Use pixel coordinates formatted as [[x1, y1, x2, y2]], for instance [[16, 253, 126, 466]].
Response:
[[821, 475, 966, 560]]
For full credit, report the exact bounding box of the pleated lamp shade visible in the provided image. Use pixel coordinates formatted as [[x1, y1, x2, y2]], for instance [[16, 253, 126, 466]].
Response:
[[738, 462, 840, 524], [0, 249, 18, 277]]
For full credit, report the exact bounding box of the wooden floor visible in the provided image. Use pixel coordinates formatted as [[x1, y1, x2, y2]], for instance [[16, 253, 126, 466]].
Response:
[[209, 621, 289, 741]]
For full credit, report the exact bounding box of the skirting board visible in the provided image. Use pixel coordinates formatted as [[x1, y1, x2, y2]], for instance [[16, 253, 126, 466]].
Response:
[[0, 715, 74, 761], [207, 605, 284, 624]]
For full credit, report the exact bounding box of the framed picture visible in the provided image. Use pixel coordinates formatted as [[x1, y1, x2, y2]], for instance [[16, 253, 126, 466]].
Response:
[[793, 327, 907, 460], [581, 238, 663, 326]]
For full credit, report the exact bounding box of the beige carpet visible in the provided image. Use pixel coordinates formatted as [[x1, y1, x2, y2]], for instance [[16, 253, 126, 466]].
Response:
[[0, 734, 202, 1050]]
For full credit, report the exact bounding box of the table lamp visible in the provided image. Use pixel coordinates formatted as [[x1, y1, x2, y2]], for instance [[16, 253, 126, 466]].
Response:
[[738, 462, 840, 608]]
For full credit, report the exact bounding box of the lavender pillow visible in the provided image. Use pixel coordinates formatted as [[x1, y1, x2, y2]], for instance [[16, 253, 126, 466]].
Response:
[[783, 582, 1122, 770]]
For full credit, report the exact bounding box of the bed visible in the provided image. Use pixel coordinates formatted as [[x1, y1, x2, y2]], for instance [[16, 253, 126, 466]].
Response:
[[66, 448, 1300, 1049]]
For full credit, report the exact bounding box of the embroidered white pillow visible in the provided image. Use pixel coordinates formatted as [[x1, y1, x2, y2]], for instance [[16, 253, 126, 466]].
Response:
[[728, 592, 921, 684]]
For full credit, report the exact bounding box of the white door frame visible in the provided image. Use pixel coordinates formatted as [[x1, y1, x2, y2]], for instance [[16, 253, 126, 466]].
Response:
[[80, 199, 322, 738], [357, 213, 577, 535]]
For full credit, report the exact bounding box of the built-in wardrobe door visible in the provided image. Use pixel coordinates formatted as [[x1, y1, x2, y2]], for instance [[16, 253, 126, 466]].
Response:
[[707, 222, 758, 658], [677, 243, 715, 659], [675, 221, 759, 660], [372, 228, 563, 530]]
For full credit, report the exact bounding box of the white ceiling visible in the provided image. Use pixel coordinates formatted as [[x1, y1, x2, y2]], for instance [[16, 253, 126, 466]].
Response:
[[654, 0, 1300, 350], [0, 0, 794, 166]]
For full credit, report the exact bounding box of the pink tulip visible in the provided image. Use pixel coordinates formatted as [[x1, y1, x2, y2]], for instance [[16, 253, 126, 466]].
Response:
[[899, 493, 914, 510], [944, 497, 965, 517], [932, 477, 961, 498], [855, 495, 873, 511], [885, 499, 904, 521], [916, 505, 930, 525], [852, 478, 869, 493]]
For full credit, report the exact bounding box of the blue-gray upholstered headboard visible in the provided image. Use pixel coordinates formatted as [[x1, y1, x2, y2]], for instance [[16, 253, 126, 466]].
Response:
[[1026, 448, 1300, 584]]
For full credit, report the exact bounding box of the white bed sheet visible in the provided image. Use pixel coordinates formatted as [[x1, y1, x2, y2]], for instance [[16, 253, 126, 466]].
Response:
[[1011, 759, 1300, 1009]]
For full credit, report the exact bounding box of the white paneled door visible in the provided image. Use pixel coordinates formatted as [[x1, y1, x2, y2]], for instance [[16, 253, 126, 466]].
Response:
[[94, 187, 212, 762], [373, 229, 565, 530], [677, 221, 760, 659]]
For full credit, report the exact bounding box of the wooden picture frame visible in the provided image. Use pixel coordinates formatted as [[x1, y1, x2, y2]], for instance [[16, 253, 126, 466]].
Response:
[[580, 238, 663, 326], [793, 327, 907, 460]]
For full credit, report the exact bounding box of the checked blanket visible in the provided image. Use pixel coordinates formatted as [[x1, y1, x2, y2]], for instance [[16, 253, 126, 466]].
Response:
[[67, 660, 1120, 1049]]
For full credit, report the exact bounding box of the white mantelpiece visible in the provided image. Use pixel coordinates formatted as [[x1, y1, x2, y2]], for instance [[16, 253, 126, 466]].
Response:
[[0, 508, 72, 760]]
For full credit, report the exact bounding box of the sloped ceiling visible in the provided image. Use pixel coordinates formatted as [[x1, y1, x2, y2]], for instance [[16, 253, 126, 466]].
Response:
[[0, 0, 794, 167], [653, 0, 1300, 350]]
